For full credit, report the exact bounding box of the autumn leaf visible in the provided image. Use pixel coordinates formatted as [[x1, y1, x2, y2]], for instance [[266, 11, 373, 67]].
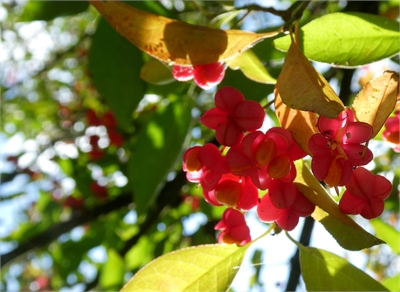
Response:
[[352, 71, 399, 138], [276, 41, 344, 118], [274, 89, 318, 155], [89, 0, 280, 66]]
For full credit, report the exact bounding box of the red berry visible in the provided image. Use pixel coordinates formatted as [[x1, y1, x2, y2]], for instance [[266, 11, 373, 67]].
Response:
[[90, 182, 108, 200], [86, 109, 101, 126], [102, 110, 118, 129], [193, 62, 225, 90], [172, 65, 194, 81], [63, 196, 84, 209], [339, 167, 392, 219], [215, 208, 251, 245], [108, 129, 124, 147]]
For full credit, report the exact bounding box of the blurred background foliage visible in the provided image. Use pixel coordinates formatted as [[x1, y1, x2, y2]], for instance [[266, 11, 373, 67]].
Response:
[[0, 0, 399, 291]]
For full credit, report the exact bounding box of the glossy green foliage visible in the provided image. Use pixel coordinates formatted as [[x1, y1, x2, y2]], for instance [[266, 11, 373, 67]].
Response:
[[88, 18, 146, 129], [128, 97, 193, 215], [296, 243, 389, 291], [228, 49, 276, 84], [274, 12, 400, 67], [382, 274, 400, 292], [20, 0, 89, 21], [100, 249, 126, 290], [370, 219, 400, 254], [122, 244, 249, 291]]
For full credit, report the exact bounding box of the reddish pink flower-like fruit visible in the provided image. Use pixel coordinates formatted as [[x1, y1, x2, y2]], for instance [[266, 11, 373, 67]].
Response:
[[210, 174, 259, 211], [257, 180, 315, 231], [172, 62, 225, 89], [108, 129, 124, 147], [172, 65, 194, 82], [63, 196, 84, 209], [88, 147, 104, 161], [182, 143, 230, 191], [86, 109, 101, 126], [193, 62, 225, 90], [215, 208, 251, 245], [200, 86, 265, 146], [382, 111, 400, 152], [339, 167, 392, 219], [226, 128, 306, 189], [102, 110, 118, 129], [90, 182, 108, 201], [308, 108, 373, 187]]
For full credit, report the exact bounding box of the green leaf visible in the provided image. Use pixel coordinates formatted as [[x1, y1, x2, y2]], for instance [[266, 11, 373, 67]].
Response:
[[20, 0, 89, 21], [122, 243, 249, 292], [128, 97, 192, 215], [125, 236, 155, 271], [382, 273, 400, 292], [228, 49, 276, 84], [370, 219, 400, 254], [294, 160, 385, 250], [274, 12, 400, 67], [252, 34, 287, 61], [88, 17, 146, 128], [288, 237, 389, 291], [100, 248, 126, 290], [140, 59, 174, 85]]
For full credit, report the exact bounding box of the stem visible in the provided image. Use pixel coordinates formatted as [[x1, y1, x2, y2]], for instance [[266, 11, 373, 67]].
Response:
[[263, 99, 275, 110], [234, 4, 287, 19], [251, 222, 277, 244]]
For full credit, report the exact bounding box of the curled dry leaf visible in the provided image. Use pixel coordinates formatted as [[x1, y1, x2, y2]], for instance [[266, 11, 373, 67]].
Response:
[[274, 89, 318, 155], [352, 71, 399, 138], [89, 0, 280, 66], [276, 42, 344, 118]]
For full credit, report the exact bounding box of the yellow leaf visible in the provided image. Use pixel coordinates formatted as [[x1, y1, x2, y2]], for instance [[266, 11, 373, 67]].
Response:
[[228, 49, 276, 84], [352, 71, 399, 138], [274, 90, 318, 155], [294, 160, 385, 251], [140, 59, 174, 85], [276, 42, 344, 118], [89, 1, 280, 66]]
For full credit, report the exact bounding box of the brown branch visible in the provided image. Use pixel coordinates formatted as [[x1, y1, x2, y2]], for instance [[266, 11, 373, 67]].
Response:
[[1, 170, 187, 267]]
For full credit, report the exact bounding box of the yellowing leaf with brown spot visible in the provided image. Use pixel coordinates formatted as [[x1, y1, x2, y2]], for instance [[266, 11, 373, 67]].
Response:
[[89, 1, 280, 66], [274, 89, 318, 155], [294, 160, 385, 251], [352, 71, 399, 138], [276, 42, 344, 118]]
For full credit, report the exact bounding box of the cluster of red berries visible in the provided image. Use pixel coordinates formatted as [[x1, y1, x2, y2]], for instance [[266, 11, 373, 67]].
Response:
[[86, 109, 124, 160], [172, 62, 225, 90], [183, 87, 315, 244], [183, 86, 393, 245], [309, 108, 392, 219]]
